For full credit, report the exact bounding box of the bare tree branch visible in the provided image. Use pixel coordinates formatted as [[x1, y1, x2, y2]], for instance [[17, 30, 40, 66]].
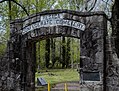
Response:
[[88, 0, 97, 12], [0, 0, 29, 16], [12, 0, 29, 16], [102, 0, 113, 6]]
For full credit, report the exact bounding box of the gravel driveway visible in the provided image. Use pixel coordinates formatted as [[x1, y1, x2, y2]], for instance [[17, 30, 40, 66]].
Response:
[[51, 81, 80, 91]]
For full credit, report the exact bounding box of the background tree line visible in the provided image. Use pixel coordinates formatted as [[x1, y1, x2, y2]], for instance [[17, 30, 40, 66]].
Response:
[[36, 37, 80, 69]]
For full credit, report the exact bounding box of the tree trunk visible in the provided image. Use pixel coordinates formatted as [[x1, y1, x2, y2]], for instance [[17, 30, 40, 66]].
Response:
[[66, 38, 71, 68], [62, 36, 66, 68], [111, 0, 119, 57], [37, 41, 40, 71], [71, 38, 74, 69], [59, 37, 62, 67], [51, 38, 56, 68], [45, 39, 50, 68]]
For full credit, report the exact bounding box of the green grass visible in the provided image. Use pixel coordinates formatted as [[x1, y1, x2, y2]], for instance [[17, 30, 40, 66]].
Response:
[[35, 69, 79, 90]]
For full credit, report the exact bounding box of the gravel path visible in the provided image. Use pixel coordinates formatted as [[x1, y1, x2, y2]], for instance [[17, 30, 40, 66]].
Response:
[[51, 81, 80, 91], [36, 81, 80, 91]]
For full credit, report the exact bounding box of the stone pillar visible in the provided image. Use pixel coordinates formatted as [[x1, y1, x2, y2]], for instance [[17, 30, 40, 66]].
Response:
[[0, 19, 23, 91], [7, 19, 23, 91], [23, 42, 36, 91], [80, 15, 107, 91]]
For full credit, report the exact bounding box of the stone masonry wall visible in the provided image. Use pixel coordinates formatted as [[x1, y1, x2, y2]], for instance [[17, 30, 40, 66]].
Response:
[[0, 10, 108, 91], [80, 15, 107, 91]]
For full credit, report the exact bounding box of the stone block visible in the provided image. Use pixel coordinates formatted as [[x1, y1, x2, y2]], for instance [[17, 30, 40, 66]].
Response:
[[7, 77, 14, 89], [1, 76, 6, 81], [0, 80, 2, 87]]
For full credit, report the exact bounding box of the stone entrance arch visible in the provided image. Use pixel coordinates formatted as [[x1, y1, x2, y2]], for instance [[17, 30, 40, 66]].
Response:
[[0, 10, 107, 91]]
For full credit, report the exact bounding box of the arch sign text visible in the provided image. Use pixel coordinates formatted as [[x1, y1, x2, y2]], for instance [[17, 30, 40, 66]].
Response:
[[22, 13, 85, 35]]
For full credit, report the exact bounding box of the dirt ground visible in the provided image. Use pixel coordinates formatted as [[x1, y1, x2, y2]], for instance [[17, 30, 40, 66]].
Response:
[[36, 81, 80, 91], [51, 81, 80, 91]]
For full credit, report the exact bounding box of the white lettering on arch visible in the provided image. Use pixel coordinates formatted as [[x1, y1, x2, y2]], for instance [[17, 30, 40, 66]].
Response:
[[22, 14, 85, 35]]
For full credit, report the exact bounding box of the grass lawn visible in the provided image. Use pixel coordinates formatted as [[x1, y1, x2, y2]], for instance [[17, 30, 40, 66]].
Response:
[[35, 69, 79, 90]]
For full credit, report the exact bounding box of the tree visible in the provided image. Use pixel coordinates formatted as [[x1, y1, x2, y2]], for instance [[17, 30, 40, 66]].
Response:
[[111, 0, 119, 57], [66, 37, 71, 68], [45, 39, 50, 68], [62, 36, 66, 68], [51, 38, 56, 68]]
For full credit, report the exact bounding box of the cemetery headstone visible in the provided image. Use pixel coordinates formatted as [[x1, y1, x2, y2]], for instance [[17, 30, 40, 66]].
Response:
[[37, 77, 47, 86]]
